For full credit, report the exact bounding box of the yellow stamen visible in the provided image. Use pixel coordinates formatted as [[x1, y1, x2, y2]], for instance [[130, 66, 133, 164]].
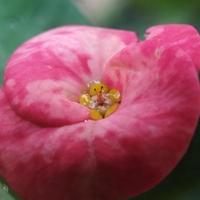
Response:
[[105, 103, 119, 118], [90, 109, 103, 120], [89, 82, 109, 96], [108, 89, 121, 103], [79, 94, 91, 106], [79, 81, 121, 120]]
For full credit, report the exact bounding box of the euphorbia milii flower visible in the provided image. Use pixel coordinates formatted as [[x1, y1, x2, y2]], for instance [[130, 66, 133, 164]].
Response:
[[0, 24, 200, 200]]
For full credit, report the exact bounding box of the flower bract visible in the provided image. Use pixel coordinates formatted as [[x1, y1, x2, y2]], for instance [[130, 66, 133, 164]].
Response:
[[0, 24, 200, 200]]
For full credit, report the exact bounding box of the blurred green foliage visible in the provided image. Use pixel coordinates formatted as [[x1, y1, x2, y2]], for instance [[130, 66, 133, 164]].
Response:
[[0, 0, 200, 200], [106, 0, 200, 37], [0, 0, 89, 83], [0, 180, 18, 200]]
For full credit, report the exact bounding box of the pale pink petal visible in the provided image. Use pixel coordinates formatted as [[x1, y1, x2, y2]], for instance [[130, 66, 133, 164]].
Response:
[[145, 24, 200, 70], [4, 26, 137, 126]]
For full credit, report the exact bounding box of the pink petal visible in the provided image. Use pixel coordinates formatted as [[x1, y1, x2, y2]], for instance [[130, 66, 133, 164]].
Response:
[[0, 89, 98, 200], [145, 24, 200, 70], [4, 26, 137, 126], [0, 88, 127, 200], [101, 43, 200, 196]]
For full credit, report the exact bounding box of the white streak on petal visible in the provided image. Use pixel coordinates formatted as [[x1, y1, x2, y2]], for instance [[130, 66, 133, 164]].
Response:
[[146, 27, 164, 39], [175, 50, 185, 58], [13, 97, 20, 105], [23, 79, 82, 118], [6, 79, 16, 88]]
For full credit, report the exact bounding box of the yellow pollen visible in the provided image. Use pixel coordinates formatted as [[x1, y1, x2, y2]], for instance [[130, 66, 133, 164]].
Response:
[[108, 89, 121, 103], [104, 103, 119, 118], [90, 109, 103, 120], [79, 81, 121, 120], [79, 94, 91, 106]]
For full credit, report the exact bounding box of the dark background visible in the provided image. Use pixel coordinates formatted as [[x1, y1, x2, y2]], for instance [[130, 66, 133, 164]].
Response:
[[0, 0, 200, 199]]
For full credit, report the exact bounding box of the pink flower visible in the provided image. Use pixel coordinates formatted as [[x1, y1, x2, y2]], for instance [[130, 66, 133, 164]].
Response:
[[0, 24, 200, 200]]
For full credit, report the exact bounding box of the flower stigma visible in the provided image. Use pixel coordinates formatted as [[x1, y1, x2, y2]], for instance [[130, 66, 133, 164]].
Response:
[[79, 81, 121, 120]]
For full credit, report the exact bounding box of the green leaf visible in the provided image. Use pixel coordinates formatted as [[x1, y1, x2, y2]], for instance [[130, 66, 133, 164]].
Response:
[[0, 179, 18, 200], [0, 0, 90, 83]]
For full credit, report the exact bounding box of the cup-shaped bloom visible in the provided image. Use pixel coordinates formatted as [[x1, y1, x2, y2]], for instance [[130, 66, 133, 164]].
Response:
[[0, 25, 200, 200]]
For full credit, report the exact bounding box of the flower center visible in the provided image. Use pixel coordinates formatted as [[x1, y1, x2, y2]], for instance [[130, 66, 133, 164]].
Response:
[[79, 81, 121, 120]]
